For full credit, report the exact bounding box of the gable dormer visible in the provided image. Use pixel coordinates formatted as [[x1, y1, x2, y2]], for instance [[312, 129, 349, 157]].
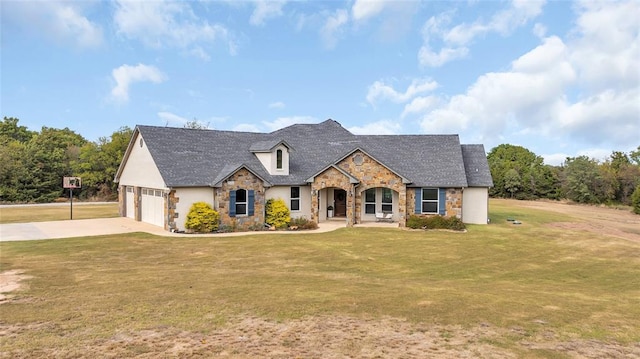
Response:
[[250, 139, 292, 176]]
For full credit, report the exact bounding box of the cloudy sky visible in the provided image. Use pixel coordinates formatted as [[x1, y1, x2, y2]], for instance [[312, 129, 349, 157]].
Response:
[[1, 0, 638, 165]]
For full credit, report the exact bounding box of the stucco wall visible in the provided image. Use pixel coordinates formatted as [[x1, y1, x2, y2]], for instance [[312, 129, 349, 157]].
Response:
[[462, 187, 489, 224], [118, 132, 166, 189], [265, 185, 311, 220], [171, 187, 215, 231]]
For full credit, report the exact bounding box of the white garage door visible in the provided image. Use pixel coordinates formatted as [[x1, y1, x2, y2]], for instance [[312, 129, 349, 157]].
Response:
[[141, 188, 164, 227], [125, 187, 135, 219]]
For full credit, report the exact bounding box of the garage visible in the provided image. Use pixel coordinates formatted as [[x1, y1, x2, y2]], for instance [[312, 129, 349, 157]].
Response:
[[125, 187, 135, 219], [141, 188, 165, 227]]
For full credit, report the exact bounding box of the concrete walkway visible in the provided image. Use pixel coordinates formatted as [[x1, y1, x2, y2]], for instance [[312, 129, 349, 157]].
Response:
[[0, 217, 394, 242]]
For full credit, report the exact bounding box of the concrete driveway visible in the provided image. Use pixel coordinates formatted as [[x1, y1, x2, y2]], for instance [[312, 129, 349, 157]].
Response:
[[0, 218, 358, 242]]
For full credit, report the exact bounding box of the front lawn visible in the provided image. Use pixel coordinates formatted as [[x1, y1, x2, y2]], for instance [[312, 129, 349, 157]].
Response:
[[1, 201, 639, 358]]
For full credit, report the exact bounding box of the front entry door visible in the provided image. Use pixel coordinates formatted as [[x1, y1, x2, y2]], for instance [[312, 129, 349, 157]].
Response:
[[334, 189, 347, 217]]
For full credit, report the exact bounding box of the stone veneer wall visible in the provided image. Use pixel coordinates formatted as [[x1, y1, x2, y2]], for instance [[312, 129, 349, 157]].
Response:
[[118, 185, 126, 217], [310, 167, 354, 225], [216, 168, 265, 230], [336, 150, 407, 226], [168, 190, 178, 231], [406, 187, 463, 218]]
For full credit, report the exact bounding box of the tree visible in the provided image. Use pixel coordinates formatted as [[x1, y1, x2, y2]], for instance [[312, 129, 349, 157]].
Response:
[[73, 127, 133, 199], [183, 119, 209, 129], [487, 144, 550, 199], [562, 156, 616, 204], [631, 185, 640, 215], [504, 169, 521, 198]]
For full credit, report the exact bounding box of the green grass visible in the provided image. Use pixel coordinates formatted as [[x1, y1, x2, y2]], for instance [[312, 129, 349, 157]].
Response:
[[0, 203, 118, 223], [1, 201, 639, 357]]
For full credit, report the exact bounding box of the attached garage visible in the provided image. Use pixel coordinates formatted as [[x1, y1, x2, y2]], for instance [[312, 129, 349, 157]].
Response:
[[141, 188, 165, 227], [462, 187, 489, 224]]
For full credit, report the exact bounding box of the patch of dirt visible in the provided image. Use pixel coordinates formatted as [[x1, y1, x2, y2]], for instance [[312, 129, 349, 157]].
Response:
[[0, 270, 32, 303], [516, 200, 640, 243], [2, 317, 639, 358]]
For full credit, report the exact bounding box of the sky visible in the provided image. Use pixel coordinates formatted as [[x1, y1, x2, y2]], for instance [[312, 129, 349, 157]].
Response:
[[1, 0, 639, 165]]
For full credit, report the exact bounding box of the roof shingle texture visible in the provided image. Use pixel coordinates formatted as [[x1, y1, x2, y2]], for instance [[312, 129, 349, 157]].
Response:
[[135, 120, 492, 188]]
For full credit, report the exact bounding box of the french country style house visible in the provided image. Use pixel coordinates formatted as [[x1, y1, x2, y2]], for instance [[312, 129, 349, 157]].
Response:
[[114, 120, 493, 231]]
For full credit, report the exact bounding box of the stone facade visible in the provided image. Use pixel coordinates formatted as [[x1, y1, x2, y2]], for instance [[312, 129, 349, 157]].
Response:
[[167, 190, 179, 231], [310, 166, 354, 225], [310, 150, 408, 227], [216, 168, 265, 230], [406, 187, 463, 219]]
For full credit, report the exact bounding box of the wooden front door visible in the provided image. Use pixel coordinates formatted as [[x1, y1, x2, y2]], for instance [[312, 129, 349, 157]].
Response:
[[334, 189, 347, 217]]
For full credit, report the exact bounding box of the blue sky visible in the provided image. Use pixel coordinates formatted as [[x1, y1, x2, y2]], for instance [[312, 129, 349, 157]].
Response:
[[1, 0, 638, 165]]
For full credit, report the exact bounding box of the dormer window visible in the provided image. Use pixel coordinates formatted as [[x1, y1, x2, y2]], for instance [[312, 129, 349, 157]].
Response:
[[276, 149, 283, 170]]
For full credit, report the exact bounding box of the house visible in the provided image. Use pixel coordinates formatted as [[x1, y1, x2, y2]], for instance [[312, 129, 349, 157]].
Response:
[[114, 119, 493, 231]]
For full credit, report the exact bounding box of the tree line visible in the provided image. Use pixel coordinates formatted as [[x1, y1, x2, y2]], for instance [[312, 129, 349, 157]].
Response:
[[1, 116, 639, 213], [0, 117, 131, 202], [488, 144, 640, 212]]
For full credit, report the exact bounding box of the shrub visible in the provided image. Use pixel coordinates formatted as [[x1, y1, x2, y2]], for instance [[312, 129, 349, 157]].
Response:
[[290, 216, 318, 230], [632, 184, 640, 215], [406, 215, 466, 231], [185, 202, 219, 233], [265, 198, 291, 229]]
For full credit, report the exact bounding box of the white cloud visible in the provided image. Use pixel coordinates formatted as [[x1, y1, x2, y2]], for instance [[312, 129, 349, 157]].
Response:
[[250, 0, 286, 26], [320, 9, 349, 49], [533, 23, 547, 38], [351, 0, 387, 22], [401, 96, 438, 118], [418, 46, 469, 67], [419, 0, 545, 67], [413, 1, 640, 154], [366, 78, 438, 105], [110, 64, 167, 103], [2, 1, 103, 48], [113, 0, 236, 58], [569, 0, 640, 92], [262, 116, 317, 131], [157, 111, 189, 125], [268, 101, 286, 109], [348, 120, 401, 135]]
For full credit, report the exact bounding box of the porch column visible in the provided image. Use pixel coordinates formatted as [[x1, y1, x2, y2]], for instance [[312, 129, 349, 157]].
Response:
[[311, 184, 319, 224], [398, 188, 407, 227]]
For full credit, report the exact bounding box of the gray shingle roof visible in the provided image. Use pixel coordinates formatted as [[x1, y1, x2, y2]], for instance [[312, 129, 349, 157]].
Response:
[[124, 120, 492, 188], [461, 144, 494, 187]]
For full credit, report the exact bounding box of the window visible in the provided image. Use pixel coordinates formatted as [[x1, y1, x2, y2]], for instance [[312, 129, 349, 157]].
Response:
[[421, 188, 438, 214], [290, 186, 300, 211], [236, 189, 247, 215], [365, 188, 376, 214], [382, 188, 393, 212], [276, 149, 283, 169]]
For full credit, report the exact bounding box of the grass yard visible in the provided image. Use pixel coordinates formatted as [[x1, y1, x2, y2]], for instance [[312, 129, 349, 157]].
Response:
[[1, 200, 639, 358], [0, 203, 119, 224]]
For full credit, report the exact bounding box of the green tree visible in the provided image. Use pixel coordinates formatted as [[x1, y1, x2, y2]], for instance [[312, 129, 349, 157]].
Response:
[[0, 117, 36, 142], [631, 185, 640, 215], [562, 156, 616, 204], [487, 144, 553, 199], [73, 127, 133, 199], [504, 168, 521, 198]]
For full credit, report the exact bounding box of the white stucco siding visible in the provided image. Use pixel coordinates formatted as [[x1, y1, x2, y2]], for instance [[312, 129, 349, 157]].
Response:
[[118, 132, 166, 189], [265, 185, 311, 220], [173, 187, 215, 231], [462, 187, 489, 224]]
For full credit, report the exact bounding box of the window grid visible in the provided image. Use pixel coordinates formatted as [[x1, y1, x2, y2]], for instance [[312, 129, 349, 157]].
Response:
[[365, 188, 376, 214], [421, 188, 438, 214], [290, 186, 300, 211]]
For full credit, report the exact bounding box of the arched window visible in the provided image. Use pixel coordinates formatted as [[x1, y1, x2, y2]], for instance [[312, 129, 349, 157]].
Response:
[[276, 149, 283, 169]]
